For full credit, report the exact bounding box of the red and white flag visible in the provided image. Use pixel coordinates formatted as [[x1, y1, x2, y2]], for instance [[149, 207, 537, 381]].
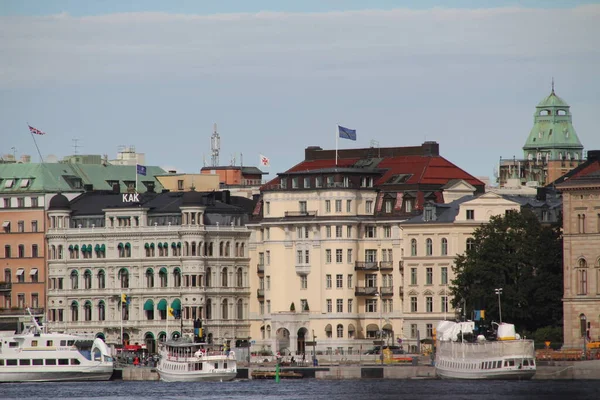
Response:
[[28, 125, 46, 135], [260, 154, 270, 167]]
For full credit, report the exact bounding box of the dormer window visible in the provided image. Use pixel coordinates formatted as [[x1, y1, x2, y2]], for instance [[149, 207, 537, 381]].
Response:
[[280, 179, 287, 189], [404, 198, 414, 213], [19, 179, 30, 188], [327, 176, 334, 187], [304, 177, 311, 188], [292, 177, 299, 189], [4, 179, 14, 188], [360, 177, 373, 187], [315, 177, 322, 188], [343, 177, 350, 187]]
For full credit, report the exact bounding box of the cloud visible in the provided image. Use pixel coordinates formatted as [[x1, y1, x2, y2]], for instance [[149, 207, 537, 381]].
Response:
[[1, 6, 599, 88]]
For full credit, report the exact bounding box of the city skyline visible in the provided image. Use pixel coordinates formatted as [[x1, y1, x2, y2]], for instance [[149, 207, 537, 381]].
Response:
[[1, 1, 599, 181]]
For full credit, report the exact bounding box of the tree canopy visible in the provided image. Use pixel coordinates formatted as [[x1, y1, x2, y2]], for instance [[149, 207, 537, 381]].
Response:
[[450, 208, 563, 334]]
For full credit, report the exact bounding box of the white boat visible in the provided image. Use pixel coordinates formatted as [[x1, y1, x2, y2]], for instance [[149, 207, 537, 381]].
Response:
[[0, 310, 114, 382], [435, 320, 536, 380], [157, 339, 237, 382]]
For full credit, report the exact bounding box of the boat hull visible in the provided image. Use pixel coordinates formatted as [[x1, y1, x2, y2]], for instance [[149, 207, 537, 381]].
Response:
[[0, 365, 114, 383], [157, 369, 237, 382], [436, 367, 535, 380]]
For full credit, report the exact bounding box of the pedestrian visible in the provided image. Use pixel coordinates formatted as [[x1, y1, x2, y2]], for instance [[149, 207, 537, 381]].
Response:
[[133, 356, 140, 367]]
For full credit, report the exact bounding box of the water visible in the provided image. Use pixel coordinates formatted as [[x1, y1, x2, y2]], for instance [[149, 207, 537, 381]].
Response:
[[2, 380, 599, 400]]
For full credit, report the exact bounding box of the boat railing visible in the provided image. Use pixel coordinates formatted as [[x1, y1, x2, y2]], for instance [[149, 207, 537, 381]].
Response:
[[437, 339, 535, 359], [163, 350, 237, 362]]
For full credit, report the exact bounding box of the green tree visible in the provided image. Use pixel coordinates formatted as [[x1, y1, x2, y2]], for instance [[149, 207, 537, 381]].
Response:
[[450, 208, 563, 333]]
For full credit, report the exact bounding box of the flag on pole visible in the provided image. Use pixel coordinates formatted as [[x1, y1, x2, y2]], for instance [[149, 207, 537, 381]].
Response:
[[28, 125, 46, 135], [338, 125, 356, 141], [168, 307, 174, 317], [136, 164, 147, 176], [260, 154, 270, 167]]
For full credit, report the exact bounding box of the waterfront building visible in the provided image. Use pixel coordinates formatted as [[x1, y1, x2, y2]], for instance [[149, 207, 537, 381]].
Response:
[[556, 150, 600, 349], [201, 165, 268, 199], [247, 142, 484, 355], [0, 162, 165, 327], [45, 189, 253, 352], [498, 86, 585, 188]]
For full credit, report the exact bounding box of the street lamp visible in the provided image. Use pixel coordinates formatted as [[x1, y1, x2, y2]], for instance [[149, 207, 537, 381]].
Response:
[[580, 314, 587, 360], [495, 288, 503, 324]]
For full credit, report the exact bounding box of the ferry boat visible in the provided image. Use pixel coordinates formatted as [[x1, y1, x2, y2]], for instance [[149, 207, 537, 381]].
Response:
[[435, 320, 536, 380], [157, 339, 237, 382], [0, 311, 114, 382]]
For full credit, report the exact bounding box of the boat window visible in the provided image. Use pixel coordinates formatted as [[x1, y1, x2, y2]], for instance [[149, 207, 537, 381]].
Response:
[[60, 340, 67, 346], [509, 360, 515, 366], [70, 359, 81, 365], [531, 359, 535, 366], [46, 359, 57, 365], [7, 359, 17, 366], [47, 340, 53, 346], [224, 362, 228, 369], [214, 363, 218, 369], [19, 359, 31, 365], [523, 359, 529, 366], [31, 340, 38, 347], [67, 340, 75, 346], [0, 359, 4, 366], [9, 342, 18, 348], [58, 359, 69, 365], [32, 359, 43, 366]]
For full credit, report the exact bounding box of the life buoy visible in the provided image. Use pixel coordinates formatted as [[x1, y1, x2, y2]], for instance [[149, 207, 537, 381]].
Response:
[[229, 351, 235, 358], [276, 352, 281, 357]]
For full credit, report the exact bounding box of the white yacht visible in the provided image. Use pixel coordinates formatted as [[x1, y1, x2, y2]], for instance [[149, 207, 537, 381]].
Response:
[[157, 339, 237, 382], [435, 320, 536, 380], [0, 311, 114, 382]]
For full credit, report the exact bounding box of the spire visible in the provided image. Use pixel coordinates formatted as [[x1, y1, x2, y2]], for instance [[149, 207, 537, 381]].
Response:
[[551, 77, 555, 94]]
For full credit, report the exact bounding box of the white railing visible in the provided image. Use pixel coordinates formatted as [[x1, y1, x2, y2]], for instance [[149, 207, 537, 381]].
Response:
[[437, 340, 535, 359]]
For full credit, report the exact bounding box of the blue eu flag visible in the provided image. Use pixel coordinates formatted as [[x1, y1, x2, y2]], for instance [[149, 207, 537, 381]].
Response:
[[338, 125, 357, 141]]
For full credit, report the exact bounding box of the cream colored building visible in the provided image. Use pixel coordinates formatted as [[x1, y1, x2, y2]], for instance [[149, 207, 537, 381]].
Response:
[[401, 190, 521, 351], [156, 172, 220, 192], [45, 190, 251, 352], [247, 143, 486, 355], [556, 152, 600, 349]]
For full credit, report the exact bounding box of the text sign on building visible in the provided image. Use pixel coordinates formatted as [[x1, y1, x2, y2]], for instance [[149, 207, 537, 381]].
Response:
[[122, 193, 140, 203]]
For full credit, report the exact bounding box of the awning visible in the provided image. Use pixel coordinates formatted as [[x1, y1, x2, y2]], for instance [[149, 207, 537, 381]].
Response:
[[74, 244, 79, 251], [146, 268, 154, 274], [87, 244, 92, 251], [159, 267, 168, 275], [163, 242, 168, 248], [95, 244, 100, 251], [29, 268, 38, 275], [125, 242, 131, 249], [173, 267, 181, 274], [81, 245, 87, 252], [16, 269, 24, 276], [157, 299, 167, 311], [177, 242, 181, 248], [144, 243, 150, 249], [71, 300, 79, 306], [157, 242, 163, 248], [171, 242, 176, 248], [68, 245, 74, 251], [150, 243, 155, 248], [171, 298, 181, 310], [84, 300, 92, 306], [118, 242, 124, 248], [324, 324, 332, 332], [84, 269, 92, 275], [366, 324, 379, 332], [2, 221, 10, 228], [100, 244, 106, 252], [143, 299, 154, 311]]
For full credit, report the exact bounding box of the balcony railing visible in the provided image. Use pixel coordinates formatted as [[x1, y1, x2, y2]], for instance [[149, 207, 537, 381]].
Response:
[[354, 261, 379, 271], [380, 286, 394, 296], [295, 265, 311, 275], [398, 261, 404, 273], [257, 264, 265, 274], [257, 289, 265, 299], [284, 211, 318, 217], [0, 307, 44, 316], [354, 286, 378, 296], [0, 282, 11, 292], [379, 261, 393, 271]]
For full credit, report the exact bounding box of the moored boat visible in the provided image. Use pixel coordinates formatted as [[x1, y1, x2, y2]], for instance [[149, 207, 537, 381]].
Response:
[[156, 339, 237, 382], [0, 310, 114, 382], [435, 320, 536, 380]]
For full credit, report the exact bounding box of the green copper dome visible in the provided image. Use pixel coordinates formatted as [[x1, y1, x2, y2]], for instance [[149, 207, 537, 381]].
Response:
[[523, 87, 583, 161]]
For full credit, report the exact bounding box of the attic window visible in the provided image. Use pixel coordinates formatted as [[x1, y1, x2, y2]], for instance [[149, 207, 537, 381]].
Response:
[[4, 179, 14, 188], [20, 179, 30, 188], [385, 174, 412, 184]]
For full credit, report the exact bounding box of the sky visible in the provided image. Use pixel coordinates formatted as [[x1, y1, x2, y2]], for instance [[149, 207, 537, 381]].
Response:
[[1, 1, 599, 183]]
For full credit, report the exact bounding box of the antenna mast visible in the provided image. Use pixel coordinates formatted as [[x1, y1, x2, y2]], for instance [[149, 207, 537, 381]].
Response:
[[72, 139, 81, 155], [211, 123, 220, 167]]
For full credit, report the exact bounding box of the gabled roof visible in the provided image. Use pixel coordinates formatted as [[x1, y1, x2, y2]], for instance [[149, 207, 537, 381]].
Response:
[[551, 153, 600, 188]]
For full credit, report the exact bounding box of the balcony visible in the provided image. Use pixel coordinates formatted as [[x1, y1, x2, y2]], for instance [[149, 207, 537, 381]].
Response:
[[257, 264, 265, 275], [284, 211, 318, 217], [380, 286, 394, 296], [379, 261, 393, 271], [354, 286, 378, 296], [0, 307, 44, 316], [399, 287, 404, 297], [0, 282, 11, 292], [257, 289, 264, 299], [295, 264, 311, 276], [354, 261, 379, 271], [398, 261, 404, 274]]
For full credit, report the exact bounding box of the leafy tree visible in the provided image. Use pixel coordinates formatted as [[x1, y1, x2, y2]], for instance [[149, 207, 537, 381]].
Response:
[[290, 302, 296, 312], [450, 208, 562, 333]]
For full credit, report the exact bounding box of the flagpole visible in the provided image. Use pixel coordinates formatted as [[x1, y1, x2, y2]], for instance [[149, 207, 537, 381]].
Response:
[[121, 297, 124, 346], [335, 124, 338, 167], [135, 165, 138, 193]]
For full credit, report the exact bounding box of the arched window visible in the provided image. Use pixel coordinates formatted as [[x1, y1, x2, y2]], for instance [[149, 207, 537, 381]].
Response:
[[70, 270, 79, 290], [118, 243, 125, 258], [240, 243, 245, 257], [173, 268, 182, 287], [337, 324, 344, 338], [221, 299, 228, 320], [98, 300, 106, 321], [191, 242, 196, 256], [466, 238, 475, 251], [237, 299, 243, 320], [58, 245, 63, 259], [159, 268, 168, 288], [206, 267, 212, 287], [97, 270, 106, 289], [236, 268, 243, 287], [146, 268, 154, 288], [84, 301, 92, 321], [206, 299, 212, 320], [410, 239, 417, 256], [208, 242, 213, 257], [118, 268, 129, 289], [225, 241, 230, 257], [441, 238, 448, 256], [71, 301, 79, 321], [578, 258, 588, 295], [266, 325, 271, 338], [83, 270, 92, 290], [221, 268, 228, 287], [219, 242, 224, 257], [425, 238, 433, 256]]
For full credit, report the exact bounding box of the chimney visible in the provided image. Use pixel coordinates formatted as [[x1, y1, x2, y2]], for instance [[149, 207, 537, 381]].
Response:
[[112, 183, 120, 194], [587, 150, 600, 161], [168, 170, 177, 174]]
